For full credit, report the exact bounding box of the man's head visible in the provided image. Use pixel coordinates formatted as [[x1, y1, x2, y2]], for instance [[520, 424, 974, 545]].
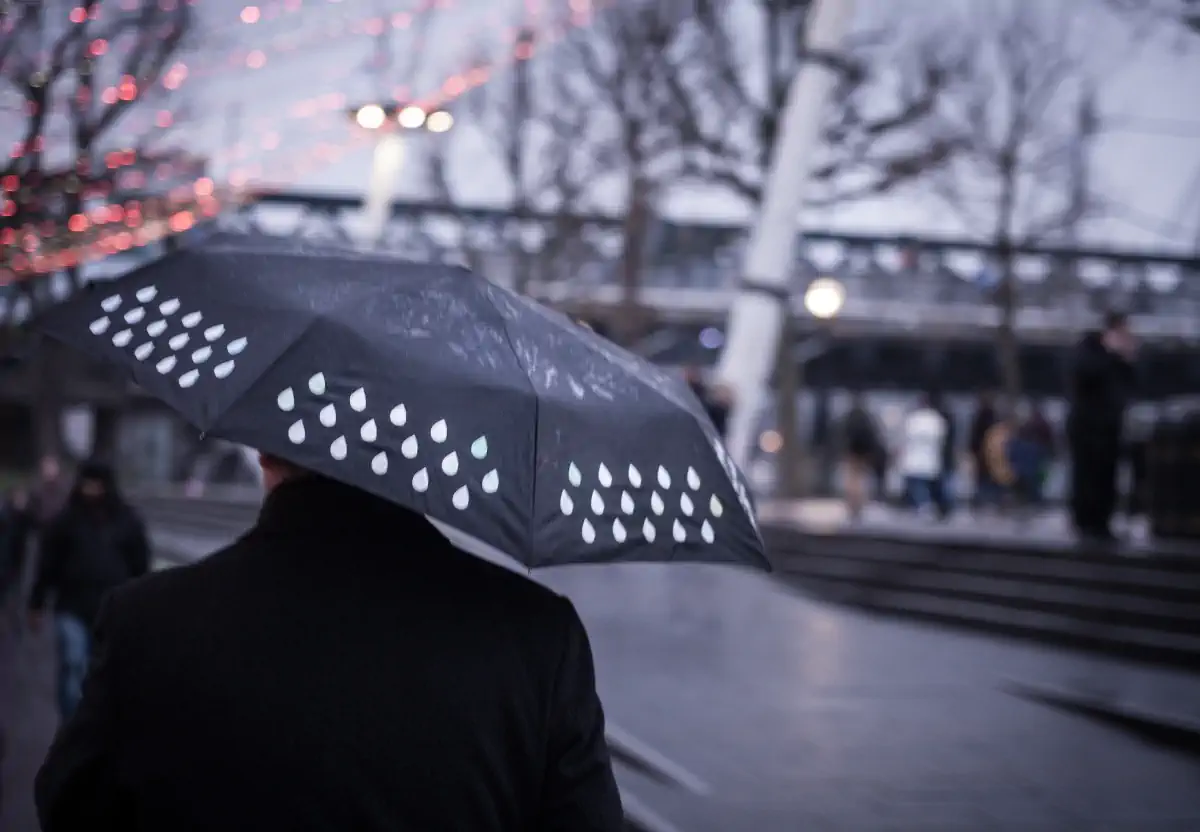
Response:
[[1102, 310, 1134, 355], [39, 455, 61, 483], [1103, 310, 1129, 337], [258, 452, 308, 493]]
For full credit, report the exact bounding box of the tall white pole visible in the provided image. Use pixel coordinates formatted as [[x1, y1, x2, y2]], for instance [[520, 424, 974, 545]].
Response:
[[360, 132, 407, 248], [714, 0, 858, 471]]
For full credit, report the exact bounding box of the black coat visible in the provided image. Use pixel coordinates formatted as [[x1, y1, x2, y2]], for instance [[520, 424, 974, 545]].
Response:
[[30, 499, 150, 625], [1067, 331, 1135, 444], [35, 476, 623, 832]]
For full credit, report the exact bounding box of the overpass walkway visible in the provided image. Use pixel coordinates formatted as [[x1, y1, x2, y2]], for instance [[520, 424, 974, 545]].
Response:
[[7, 521, 1200, 831]]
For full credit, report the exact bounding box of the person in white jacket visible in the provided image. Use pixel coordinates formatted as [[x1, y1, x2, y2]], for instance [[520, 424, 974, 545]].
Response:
[[900, 395, 949, 516]]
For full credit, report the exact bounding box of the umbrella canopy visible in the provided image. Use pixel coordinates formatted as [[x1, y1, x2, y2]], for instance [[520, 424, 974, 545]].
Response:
[[36, 244, 768, 570]]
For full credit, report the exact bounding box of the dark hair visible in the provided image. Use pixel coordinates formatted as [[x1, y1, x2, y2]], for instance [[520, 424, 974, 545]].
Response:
[[66, 460, 123, 514], [1103, 310, 1128, 331]]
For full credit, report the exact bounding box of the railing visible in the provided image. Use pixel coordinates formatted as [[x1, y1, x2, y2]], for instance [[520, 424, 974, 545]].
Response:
[[133, 486, 701, 832]]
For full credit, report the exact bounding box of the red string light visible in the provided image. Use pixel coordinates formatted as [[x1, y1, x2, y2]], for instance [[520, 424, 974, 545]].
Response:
[[2, 5, 596, 282]]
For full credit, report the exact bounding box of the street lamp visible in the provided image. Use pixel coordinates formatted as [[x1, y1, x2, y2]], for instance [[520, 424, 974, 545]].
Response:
[[803, 276, 846, 320], [347, 102, 455, 248]]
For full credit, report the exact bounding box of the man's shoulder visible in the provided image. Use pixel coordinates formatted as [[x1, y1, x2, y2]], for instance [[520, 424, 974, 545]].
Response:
[[106, 537, 250, 619], [437, 542, 574, 618]]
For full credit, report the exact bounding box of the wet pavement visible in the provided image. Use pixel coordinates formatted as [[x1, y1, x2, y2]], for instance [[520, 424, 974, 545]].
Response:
[[4, 528, 1200, 831]]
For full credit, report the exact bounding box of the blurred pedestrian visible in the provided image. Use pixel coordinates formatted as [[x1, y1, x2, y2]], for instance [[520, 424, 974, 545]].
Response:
[[28, 455, 70, 531], [1067, 311, 1136, 542], [928, 392, 957, 520], [35, 455, 623, 831], [1016, 403, 1056, 506], [684, 365, 731, 436], [968, 393, 1001, 510], [28, 460, 150, 722], [900, 394, 948, 517], [839, 393, 879, 520], [0, 486, 32, 629]]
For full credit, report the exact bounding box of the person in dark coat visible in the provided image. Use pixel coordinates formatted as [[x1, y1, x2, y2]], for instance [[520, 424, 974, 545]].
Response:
[[28, 461, 150, 721], [28, 461, 150, 720], [35, 455, 624, 832], [1067, 311, 1136, 540], [0, 487, 32, 618]]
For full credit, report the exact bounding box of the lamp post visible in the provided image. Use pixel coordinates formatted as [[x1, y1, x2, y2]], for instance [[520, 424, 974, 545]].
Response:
[[348, 102, 454, 249], [774, 276, 846, 498]]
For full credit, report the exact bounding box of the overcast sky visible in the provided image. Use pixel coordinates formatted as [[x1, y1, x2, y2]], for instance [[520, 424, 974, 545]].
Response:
[[11, 0, 1200, 252]]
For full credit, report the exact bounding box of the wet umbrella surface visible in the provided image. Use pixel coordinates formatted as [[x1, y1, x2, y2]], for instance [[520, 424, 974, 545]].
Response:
[[37, 244, 768, 570]]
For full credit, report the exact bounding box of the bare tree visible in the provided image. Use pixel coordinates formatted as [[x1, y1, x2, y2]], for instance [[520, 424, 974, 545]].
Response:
[[1, 0, 193, 456], [665, 0, 963, 211], [923, 1, 1104, 405]]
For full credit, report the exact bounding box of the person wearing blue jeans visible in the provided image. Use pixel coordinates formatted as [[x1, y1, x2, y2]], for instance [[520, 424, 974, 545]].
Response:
[[28, 461, 150, 722]]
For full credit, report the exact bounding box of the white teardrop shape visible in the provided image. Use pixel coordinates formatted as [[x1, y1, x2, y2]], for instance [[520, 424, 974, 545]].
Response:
[[89, 316, 110, 335], [308, 372, 325, 395], [181, 311, 202, 328], [227, 337, 247, 355], [581, 519, 596, 544], [277, 388, 295, 411], [642, 519, 656, 543], [319, 403, 337, 427], [471, 436, 488, 459], [590, 490, 604, 514], [390, 404, 406, 426], [288, 420, 305, 443], [124, 307, 145, 324], [133, 342, 154, 361], [412, 468, 429, 492], [701, 520, 715, 543], [168, 332, 189, 351], [111, 329, 133, 347], [687, 467, 701, 490], [568, 463, 582, 487], [330, 435, 347, 460], [613, 519, 627, 543], [146, 319, 167, 337], [101, 294, 121, 312], [651, 492, 664, 515], [430, 419, 448, 442], [214, 360, 235, 379], [452, 485, 470, 509], [371, 451, 388, 475], [680, 493, 694, 516], [598, 463, 612, 487], [657, 466, 671, 489], [441, 451, 459, 476], [628, 464, 642, 488], [191, 346, 212, 364], [158, 298, 179, 315], [710, 495, 723, 517], [178, 368, 199, 388], [673, 519, 686, 542], [204, 324, 225, 342], [401, 435, 418, 459], [560, 490, 574, 515], [349, 387, 366, 412], [135, 285, 157, 302], [620, 491, 634, 514], [360, 419, 377, 442], [482, 469, 498, 493], [156, 355, 176, 374]]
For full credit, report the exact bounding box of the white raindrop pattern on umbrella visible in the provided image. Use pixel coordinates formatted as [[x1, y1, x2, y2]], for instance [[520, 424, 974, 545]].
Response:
[[275, 373, 499, 511], [711, 437, 758, 532], [557, 461, 722, 546], [88, 286, 247, 388]]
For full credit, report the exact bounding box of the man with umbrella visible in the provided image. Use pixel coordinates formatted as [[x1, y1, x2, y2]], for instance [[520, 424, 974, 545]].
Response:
[[33, 244, 768, 831]]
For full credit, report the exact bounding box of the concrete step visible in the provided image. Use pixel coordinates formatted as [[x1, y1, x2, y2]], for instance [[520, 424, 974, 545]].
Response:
[[781, 573, 1200, 671], [776, 552, 1200, 634]]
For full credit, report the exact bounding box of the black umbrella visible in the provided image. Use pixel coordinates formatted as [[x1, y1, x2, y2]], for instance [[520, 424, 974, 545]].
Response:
[[36, 245, 768, 570]]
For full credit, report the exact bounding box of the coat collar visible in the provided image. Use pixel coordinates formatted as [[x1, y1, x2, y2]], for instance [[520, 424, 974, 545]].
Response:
[[254, 475, 446, 546]]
